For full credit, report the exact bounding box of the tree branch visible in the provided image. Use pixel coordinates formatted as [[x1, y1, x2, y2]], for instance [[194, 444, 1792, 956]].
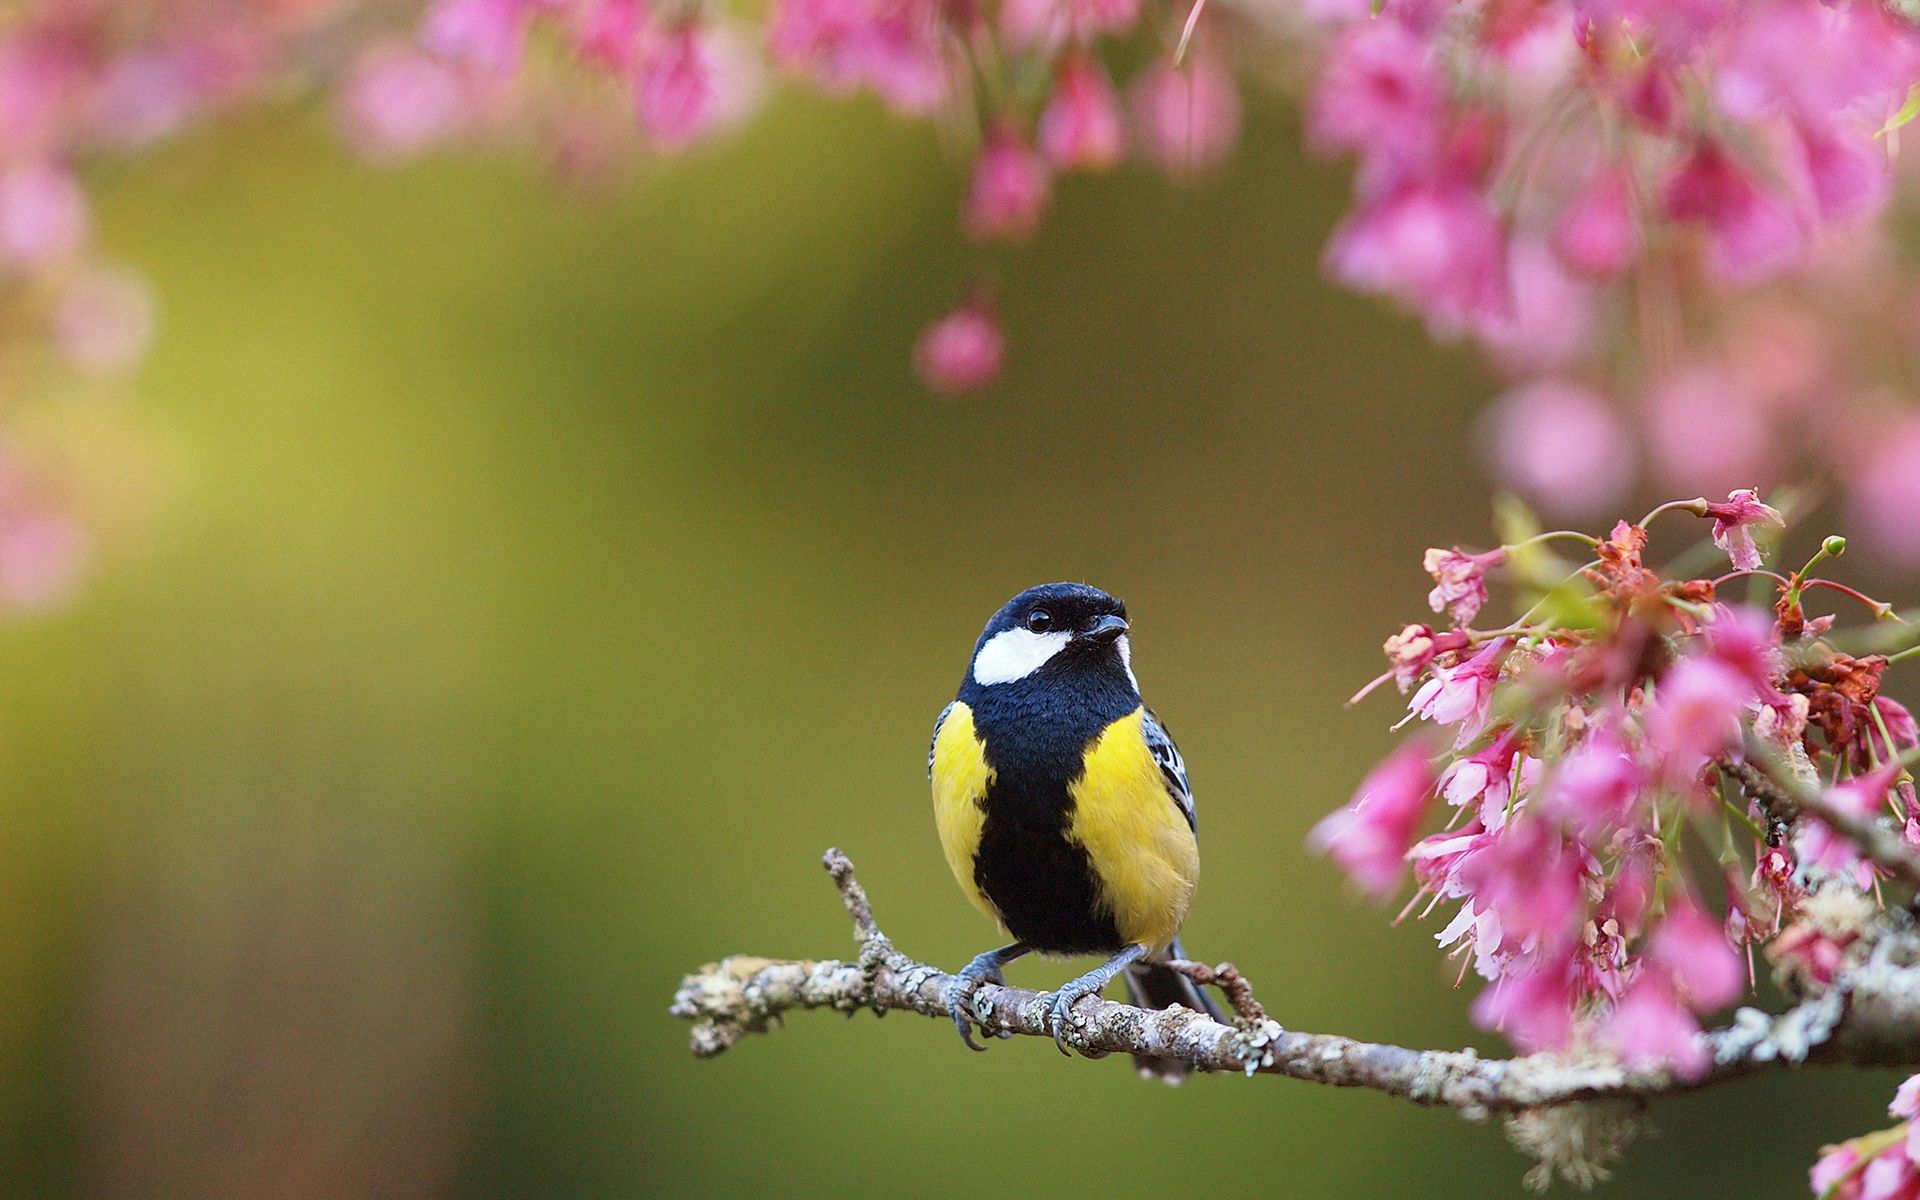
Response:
[[671, 849, 1920, 1118], [1726, 744, 1920, 891]]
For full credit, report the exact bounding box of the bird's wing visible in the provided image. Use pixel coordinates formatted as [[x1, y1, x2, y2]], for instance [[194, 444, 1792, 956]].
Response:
[[929, 700, 957, 778], [1141, 706, 1196, 833]]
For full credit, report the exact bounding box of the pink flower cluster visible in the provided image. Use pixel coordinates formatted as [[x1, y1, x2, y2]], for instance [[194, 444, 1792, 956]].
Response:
[[1292, 0, 1920, 562], [1812, 1074, 1920, 1200], [386, 0, 1245, 394], [1317, 493, 1920, 1077]]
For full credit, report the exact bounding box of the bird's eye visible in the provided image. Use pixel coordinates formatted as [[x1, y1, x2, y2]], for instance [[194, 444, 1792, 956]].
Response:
[[1026, 609, 1053, 632]]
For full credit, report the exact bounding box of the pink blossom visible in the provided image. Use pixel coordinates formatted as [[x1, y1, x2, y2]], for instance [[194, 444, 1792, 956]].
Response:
[[768, 0, 947, 113], [1422, 546, 1504, 626], [1663, 142, 1802, 284], [1454, 819, 1586, 950], [340, 46, 469, 163], [1469, 955, 1575, 1052], [424, 0, 542, 72], [1703, 604, 1782, 693], [1704, 488, 1783, 571], [913, 299, 1003, 394], [1873, 698, 1919, 763], [1129, 57, 1241, 181], [1306, 21, 1442, 169], [1799, 763, 1901, 883], [51, 267, 155, 378], [1794, 121, 1890, 225], [1599, 973, 1707, 1078], [1037, 58, 1123, 172], [1471, 239, 1596, 374], [1542, 727, 1643, 836], [1647, 895, 1743, 1009], [1848, 417, 1920, 566], [90, 48, 208, 150], [997, 0, 1139, 57], [0, 37, 84, 159], [963, 127, 1050, 242], [633, 25, 720, 149], [1643, 655, 1755, 785], [1480, 378, 1633, 519], [1643, 366, 1775, 497], [1439, 732, 1525, 828], [0, 160, 87, 268], [1326, 180, 1509, 337], [0, 507, 88, 612], [1811, 1146, 1864, 1200], [1712, 1, 1918, 129], [1381, 623, 1469, 692], [576, 0, 648, 69], [1309, 741, 1438, 899], [1860, 1155, 1920, 1200], [1893, 1073, 1920, 1120], [1409, 639, 1506, 740], [1554, 164, 1638, 279]]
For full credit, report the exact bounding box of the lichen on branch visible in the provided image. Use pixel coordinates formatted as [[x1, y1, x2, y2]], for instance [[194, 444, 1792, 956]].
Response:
[[671, 850, 1920, 1124]]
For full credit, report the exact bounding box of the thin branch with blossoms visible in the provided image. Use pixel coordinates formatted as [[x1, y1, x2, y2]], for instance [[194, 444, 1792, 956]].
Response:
[[674, 847, 1920, 1189], [677, 494, 1920, 1191], [1309, 489, 1920, 1187]]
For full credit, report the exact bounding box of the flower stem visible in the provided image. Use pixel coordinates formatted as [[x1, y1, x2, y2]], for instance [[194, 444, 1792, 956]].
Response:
[[1637, 497, 1709, 528]]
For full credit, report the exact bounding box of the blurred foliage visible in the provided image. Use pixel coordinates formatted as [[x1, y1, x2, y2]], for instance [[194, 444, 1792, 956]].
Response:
[[0, 90, 1900, 1198]]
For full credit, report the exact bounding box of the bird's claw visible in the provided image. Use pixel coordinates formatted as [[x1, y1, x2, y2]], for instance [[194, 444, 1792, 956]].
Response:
[[1047, 988, 1089, 1056], [944, 958, 1007, 1051]]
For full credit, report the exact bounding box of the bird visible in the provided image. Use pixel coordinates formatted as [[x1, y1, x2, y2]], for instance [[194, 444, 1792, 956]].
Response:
[[928, 581, 1221, 1080]]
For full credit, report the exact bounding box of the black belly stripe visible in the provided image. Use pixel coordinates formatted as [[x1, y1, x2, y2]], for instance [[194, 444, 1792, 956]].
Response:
[[959, 659, 1142, 956], [972, 774, 1123, 954]]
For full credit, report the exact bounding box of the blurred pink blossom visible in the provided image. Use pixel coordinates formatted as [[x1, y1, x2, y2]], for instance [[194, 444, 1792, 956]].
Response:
[[1309, 741, 1437, 899], [1664, 143, 1804, 284], [1600, 973, 1707, 1077], [1647, 895, 1743, 1010], [1553, 165, 1638, 279], [1128, 57, 1240, 181], [1643, 367, 1776, 496], [914, 298, 1003, 394], [1849, 418, 1920, 566], [340, 47, 470, 163], [1038, 57, 1123, 172], [1326, 181, 1508, 337], [1643, 656, 1754, 786], [0, 507, 88, 612], [1481, 379, 1634, 519], [0, 160, 87, 268], [963, 127, 1050, 241]]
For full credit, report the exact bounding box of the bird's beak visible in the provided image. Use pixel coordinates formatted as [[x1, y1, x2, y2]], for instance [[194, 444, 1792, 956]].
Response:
[[1080, 614, 1129, 645]]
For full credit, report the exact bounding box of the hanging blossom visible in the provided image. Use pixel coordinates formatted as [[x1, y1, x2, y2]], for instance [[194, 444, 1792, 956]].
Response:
[[13, 0, 1920, 613], [1320, 489, 1920, 1083], [1287, 0, 1920, 564]]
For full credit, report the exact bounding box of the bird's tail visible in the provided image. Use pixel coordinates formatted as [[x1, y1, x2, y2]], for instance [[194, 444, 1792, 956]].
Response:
[[1121, 937, 1225, 1085]]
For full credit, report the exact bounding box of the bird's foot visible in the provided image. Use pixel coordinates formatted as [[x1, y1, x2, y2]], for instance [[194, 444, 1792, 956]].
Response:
[[945, 944, 1027, 1051], [1045, 984, 1097, 1056], [1044, 944, 1152, 1057]]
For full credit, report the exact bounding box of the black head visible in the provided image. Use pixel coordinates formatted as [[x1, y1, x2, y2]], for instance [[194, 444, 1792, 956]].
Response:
[[966, 582, 1136, 692]]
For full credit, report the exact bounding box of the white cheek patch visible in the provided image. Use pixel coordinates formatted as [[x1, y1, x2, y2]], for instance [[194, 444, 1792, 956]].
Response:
[[1116, 634, 1141, 693], [972, 628, 1072, 686]]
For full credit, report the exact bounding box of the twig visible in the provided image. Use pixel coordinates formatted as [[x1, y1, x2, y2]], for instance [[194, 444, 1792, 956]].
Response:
[[1161, 958, 1269, 1026], [1726, 749, 1920, 891], [670, 850, 1920, 1118]]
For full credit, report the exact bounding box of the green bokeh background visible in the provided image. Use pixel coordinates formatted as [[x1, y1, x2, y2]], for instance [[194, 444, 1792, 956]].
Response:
[[0, 87, 1901, 1198]]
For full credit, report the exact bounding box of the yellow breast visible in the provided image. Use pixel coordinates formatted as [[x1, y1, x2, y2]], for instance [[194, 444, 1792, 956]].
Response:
[[1066, 707, 1199, 951], [930, 702, 1001, 927]]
